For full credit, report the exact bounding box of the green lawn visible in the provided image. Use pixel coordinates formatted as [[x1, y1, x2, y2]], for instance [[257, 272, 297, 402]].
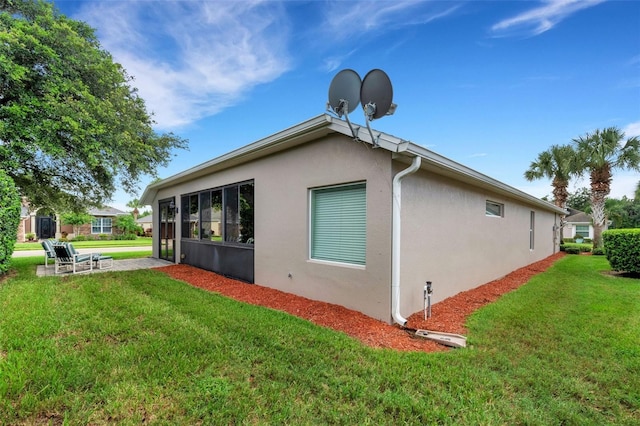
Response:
[[14, 237, 153, 251], [0, 255, 638, 424]]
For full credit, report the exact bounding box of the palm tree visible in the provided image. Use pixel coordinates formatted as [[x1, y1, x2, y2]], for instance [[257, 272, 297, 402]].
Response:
[[573, 127, 640, 248], [524, 144, 577, 211]]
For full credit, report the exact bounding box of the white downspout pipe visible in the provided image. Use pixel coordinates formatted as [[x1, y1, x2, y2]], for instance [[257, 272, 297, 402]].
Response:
[[392, 155, 422, 326]]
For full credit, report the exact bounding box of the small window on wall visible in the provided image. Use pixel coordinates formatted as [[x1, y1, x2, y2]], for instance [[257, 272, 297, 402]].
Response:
[[310, 182, 366, 266], [486, 201, 504, 217], [92, 217, 112, 234], [575, 225, 589, 238], [529, 211, 535, 250]]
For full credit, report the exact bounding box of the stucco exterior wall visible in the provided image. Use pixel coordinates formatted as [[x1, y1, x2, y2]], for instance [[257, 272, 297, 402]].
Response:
[[151, 135, 395, 322], [398, 166, 559, 319]]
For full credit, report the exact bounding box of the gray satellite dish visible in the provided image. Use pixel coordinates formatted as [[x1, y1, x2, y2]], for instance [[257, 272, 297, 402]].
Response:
[[360, 69, 394, 120], [328, 69, 361, 117], [359, 69, 396, 147]]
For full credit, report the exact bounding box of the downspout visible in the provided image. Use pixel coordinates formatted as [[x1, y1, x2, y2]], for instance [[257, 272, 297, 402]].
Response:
[[392, 155, 422, 326]]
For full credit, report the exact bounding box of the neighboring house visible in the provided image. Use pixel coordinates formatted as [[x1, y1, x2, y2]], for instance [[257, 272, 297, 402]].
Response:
[[561, 207, 609, 241], [16, 199, 33, 242], [140, 114, 565, 324], [136, 214, 153, 234], [16, 203, 128, 241], [60, 206, 128, 238]]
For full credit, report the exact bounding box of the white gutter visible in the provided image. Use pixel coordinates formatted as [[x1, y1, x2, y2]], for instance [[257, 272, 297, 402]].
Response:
[[391, 155, 422, 326]]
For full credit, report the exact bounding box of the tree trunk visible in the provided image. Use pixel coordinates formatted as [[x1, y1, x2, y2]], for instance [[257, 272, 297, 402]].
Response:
[[591, 194, 607, 248], [590, 168, 611, 249]]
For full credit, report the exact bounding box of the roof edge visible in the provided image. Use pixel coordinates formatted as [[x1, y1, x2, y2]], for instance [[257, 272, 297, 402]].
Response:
[[398, 142, 566, 214]]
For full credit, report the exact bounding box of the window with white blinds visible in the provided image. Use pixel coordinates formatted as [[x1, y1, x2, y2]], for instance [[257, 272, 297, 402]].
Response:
[[310, 182, 366, 266]]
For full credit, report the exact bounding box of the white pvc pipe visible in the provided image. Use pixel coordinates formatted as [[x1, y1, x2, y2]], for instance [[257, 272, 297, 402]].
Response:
[[391, 155, 422, 326]]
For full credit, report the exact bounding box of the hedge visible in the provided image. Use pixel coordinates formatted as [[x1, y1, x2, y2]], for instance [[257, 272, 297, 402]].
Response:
[[0, 170, 21, 275], [603, 229, 640, 274]]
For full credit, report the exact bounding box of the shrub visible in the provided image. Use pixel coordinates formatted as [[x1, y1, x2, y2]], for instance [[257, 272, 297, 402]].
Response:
[[112, 233, 137, 240], [0, 170, 21, 274], [61, 211, 94, 237], [564, 238, 575, 243], [579, 245, 592, 253], [25, 232, 36, 241], [559, 244, 566, 252], [99, 234, 109, 240], [603, 229, 640, 273], [592, 247, 606, 256], [565, 247, 581, 255]]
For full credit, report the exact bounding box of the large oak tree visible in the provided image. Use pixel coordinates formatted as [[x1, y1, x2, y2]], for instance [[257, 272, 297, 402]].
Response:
[[0, 0, 187, 212]]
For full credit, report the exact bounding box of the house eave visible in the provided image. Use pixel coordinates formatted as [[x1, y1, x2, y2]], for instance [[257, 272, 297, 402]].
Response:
[[141, 114, 337, 204], [141, 114, 565, 215], [395, 142, 566, 215]]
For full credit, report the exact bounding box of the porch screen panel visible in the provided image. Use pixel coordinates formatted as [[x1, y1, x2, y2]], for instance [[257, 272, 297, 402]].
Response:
[[311, 183, 366, 265]]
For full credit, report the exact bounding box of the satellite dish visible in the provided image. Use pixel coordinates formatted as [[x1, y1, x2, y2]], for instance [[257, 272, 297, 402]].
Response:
[[360, 69, 394, 120], [328, 69, 361, 117]]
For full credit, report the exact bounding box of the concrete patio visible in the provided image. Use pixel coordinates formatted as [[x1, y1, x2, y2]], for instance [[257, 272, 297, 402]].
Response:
[[37, 257, 173, 277]]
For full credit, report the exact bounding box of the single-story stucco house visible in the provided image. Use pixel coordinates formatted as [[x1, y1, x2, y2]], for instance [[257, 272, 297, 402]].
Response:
[[140, 114, 565, 324], [561, 207, 608, 242]]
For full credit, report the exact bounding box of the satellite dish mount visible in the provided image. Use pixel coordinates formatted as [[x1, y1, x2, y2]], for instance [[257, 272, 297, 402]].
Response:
[[360, 69, 395, 148], [327, 69, 362, 140], [327, 68, 396, 148]]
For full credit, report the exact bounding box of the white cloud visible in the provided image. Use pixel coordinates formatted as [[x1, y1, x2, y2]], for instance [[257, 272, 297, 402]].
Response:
[[321, 1, 461, 43], [609, 173, 639, 199], [75, 1, 291, 130], [316, 1, 461, 73], [491, 0, 605, 37], [623, 121, 640, 138]]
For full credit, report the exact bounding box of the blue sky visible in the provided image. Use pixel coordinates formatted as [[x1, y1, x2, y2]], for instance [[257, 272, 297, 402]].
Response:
[[53, 0, 640, 211]]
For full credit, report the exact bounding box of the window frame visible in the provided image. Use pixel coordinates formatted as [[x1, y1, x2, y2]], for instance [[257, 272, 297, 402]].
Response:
[[575, 225, 589, 238], [529, 211, 535, 250], [485, 200, 504, 218], [180, 180, 254, 246], [309, 181, 367, 267], [91, 217, 112, 234]]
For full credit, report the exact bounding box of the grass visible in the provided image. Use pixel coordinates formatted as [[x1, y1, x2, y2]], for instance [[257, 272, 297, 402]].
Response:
[[0, 255, 638, 424], [14, 238, 153, 251]]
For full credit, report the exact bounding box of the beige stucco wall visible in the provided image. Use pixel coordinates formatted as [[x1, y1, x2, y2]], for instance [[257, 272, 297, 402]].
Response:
[[398, 166, 559, 319], [150, 132, 561, 324], [151, 134, 395, 322]]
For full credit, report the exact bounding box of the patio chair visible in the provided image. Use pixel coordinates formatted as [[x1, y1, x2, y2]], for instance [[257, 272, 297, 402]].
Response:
[[53, 244, 94, 274], [66, 243, 113, 270], [41, 239, 57, 268]]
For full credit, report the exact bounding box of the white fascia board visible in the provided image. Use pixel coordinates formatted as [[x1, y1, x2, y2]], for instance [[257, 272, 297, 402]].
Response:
[[141, 114, 339, 205], [396, 142, 566, 214]]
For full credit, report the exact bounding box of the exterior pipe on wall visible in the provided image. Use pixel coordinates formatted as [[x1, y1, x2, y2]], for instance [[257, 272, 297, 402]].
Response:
[[391, 155, 422, 326]]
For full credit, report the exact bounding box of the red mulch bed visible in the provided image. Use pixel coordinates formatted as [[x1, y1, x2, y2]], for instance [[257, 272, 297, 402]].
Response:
[[155, 252, 565, 353]]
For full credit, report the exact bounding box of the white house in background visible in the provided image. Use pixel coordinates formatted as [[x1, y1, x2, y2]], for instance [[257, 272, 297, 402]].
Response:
[[561, 207, 612, 241], [140, 114, 565, 325]]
